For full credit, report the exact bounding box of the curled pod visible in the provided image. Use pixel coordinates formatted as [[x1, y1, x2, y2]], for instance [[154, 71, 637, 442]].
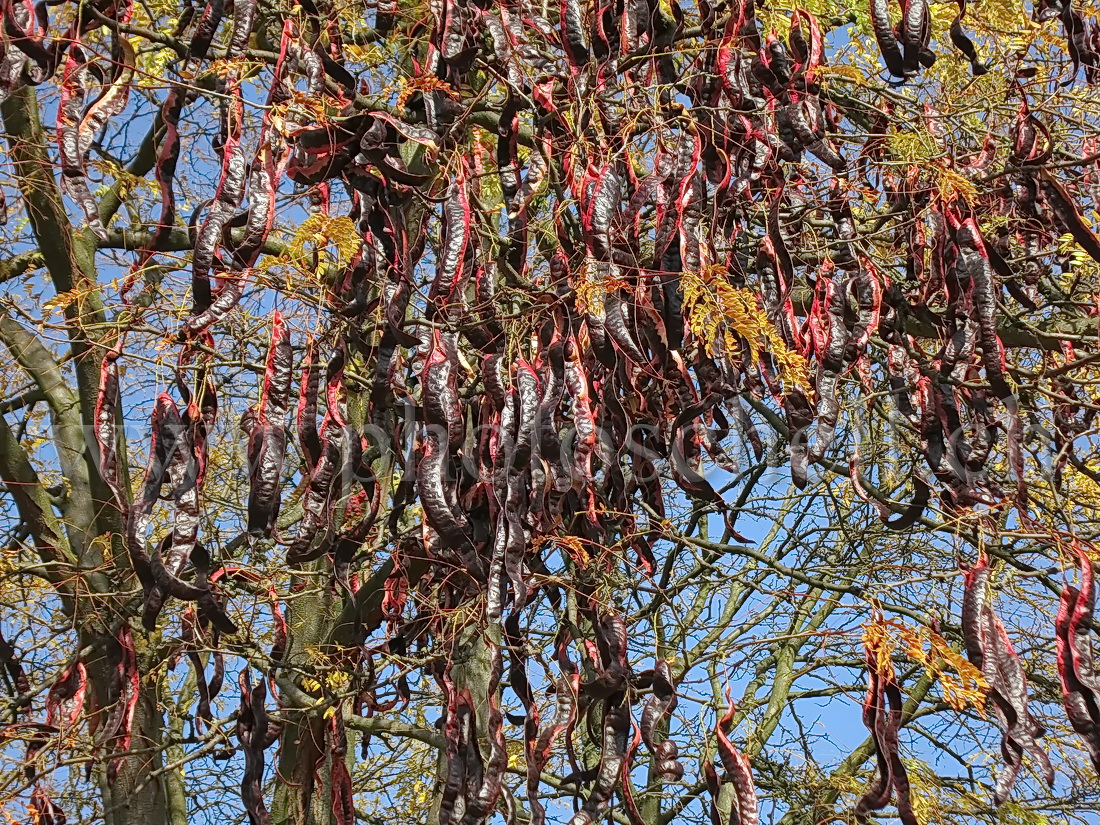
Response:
[[870, 0, 905, 78], [57, 46, 106, 239], [1056, 546, 1100, 771], [640, 660, 683, 781], [1041, 172, 1100, 262], [128, 394, 192, 629], [28, 787, 65, 825], [244, 312, 293, 538], [100, 626, 140, 780], [94, 350, 125, 505], [854, 622, 918, 825], [528, 650, 580, 825], [566, 700, 630, 825], [900, 0, 935, 76], [963, 555, 1054, 804], [236, 671, 272, 825], [190, 80, 246, 315], [713, 695, 759, 825], [46, 660, 87, 729], [949, 0, 987, 75]]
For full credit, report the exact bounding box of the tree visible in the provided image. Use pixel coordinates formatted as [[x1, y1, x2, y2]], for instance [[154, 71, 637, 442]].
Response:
[[1, 0, 1100, 823]]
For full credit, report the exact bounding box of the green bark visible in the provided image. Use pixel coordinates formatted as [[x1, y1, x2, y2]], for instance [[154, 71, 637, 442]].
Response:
[[271, 560, 341, 825]]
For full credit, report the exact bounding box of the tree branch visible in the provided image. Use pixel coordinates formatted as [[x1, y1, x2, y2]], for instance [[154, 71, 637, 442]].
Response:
[[0, 308, 96, 557]]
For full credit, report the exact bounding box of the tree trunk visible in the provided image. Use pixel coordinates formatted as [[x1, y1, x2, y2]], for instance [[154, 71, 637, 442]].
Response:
[[85, 628, 170, 825], [272, 560, 340, 825], [100, 686, 169, 825], [430, 624, 495, 825]]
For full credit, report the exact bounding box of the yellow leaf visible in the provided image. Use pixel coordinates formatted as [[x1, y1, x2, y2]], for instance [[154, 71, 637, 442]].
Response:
[[681, 266, 813, 397], [863, 616, 987, 711], [42, 291, 80, 315], [286, 214, 362, 278]]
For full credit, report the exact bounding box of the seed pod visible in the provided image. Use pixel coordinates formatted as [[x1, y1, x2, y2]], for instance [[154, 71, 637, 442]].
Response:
[[855, 623, 918, 825], [1056, 546, 1100, 771], [963, 555, 1054, 804], [640, 660, 683, 781], [236, 671, 272, 825], [245, 312, 293, 538], [713, 694, 759, 825], [46, 661, 86, 729], [870, 0, 905, 78]]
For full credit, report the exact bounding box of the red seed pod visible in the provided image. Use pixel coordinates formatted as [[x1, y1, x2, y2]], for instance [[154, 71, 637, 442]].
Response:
[[641, 660, 684, 781], [28, 786, 65, 825], [855, 624, 917, 825], [94, 349, 125, 506], [101, 625, 139, 781], [1056, 545, 1100, 771], [245, 311, 293, 538], [236, 670, 272, 825], [963, 555, 1054, 803], [713, 693, 759, 825], [46, 661, 87, 729]]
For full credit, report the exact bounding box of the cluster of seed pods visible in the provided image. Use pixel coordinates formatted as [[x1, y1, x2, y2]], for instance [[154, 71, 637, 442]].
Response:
[[1, 0, 1097, 818], [963, 555, 1054, 804], [0, 625, 87, 819], [855, 622, 916, 825], [1056, 546, 1100, 773]]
